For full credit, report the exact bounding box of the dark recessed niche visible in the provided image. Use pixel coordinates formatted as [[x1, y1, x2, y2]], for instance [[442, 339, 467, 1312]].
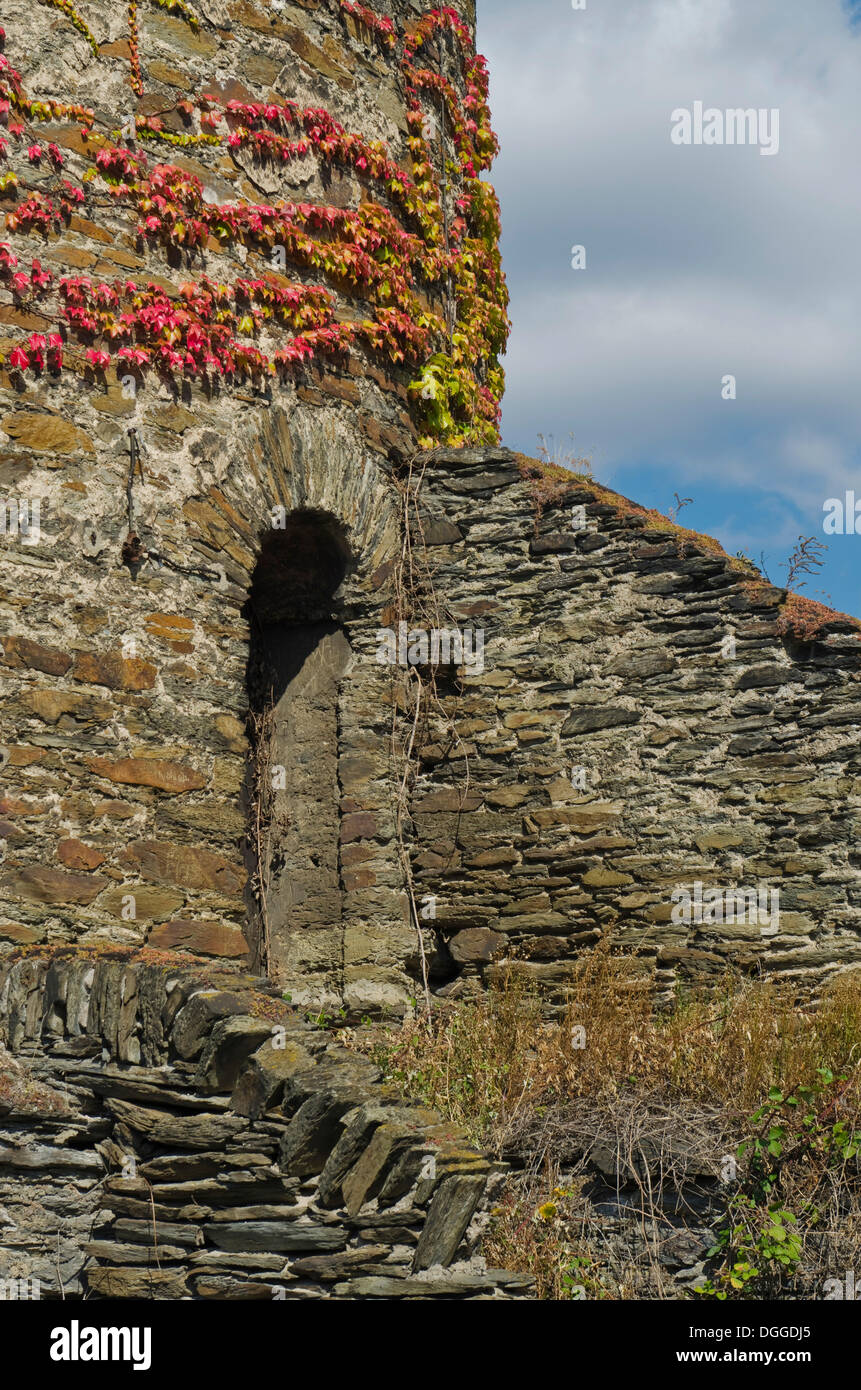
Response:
[[244, 508, 356, 983], [247, 509, 352, 628]]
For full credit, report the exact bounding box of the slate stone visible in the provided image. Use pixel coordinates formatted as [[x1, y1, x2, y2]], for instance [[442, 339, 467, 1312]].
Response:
[[317, 1105, 391, 1210], [279, 1088, 365, 1177], [203, 1222, 346, 1254], [287, 1247, 389, 1281], [0, 1143, 104, 1172], [447, 928, 506, 965], [231, 1036, 317, 1118], [84, 1266, 190, 1299], [413, 1173, 487, 1270], [112, 1219, 203, 1249], [105, 1098, 247, 1149], [561, 707, 643, 736], [171, 991, 249, 1061], [195, 1016, 274, 1093], [332, 1273, 521, 1298], [192, 1275, 275, 1299]]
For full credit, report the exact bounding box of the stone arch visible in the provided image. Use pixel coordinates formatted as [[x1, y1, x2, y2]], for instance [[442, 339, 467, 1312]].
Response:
[[189, 405, 412, 1014]]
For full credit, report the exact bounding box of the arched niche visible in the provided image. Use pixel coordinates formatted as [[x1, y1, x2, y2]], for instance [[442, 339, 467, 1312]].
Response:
[[245, 511, 354, 999], [188, 407, 412, 1014]]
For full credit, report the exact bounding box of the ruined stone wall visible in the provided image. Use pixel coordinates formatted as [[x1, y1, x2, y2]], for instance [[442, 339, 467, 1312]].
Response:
[[2, 0, 859, 1022], [0, 0, 509, 1015], [407, 448, 861, 1005], [3, 440, 860, 1020], [0, 945, 530, 1299]]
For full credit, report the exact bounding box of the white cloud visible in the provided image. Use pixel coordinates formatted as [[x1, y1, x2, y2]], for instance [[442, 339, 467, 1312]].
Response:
[[479, 0, 861, 509]]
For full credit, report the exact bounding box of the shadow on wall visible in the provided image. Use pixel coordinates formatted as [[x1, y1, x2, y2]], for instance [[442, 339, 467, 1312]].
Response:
[[244, 511, 355, 991]]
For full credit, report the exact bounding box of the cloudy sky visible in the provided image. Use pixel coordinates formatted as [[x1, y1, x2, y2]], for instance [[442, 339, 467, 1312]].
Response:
[[477, 0, 861, 618]]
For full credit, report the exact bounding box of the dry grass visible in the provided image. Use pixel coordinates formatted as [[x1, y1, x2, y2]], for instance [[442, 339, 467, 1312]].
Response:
[[350, 945, 861, 1298], [777, 590, 861, 642], [535, 432, 592, 476], [358, 947, 861, 1146]]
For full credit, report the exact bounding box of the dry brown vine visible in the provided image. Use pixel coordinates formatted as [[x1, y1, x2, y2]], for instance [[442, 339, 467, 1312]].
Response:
[[389, 450, 475, 1018]]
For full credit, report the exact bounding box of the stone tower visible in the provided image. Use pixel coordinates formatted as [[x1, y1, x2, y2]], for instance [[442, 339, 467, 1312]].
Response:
[[0, 0, 508, 1013]]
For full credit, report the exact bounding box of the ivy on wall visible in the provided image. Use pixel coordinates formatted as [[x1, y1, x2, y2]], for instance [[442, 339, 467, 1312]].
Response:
[[0, 2, 510, 446]]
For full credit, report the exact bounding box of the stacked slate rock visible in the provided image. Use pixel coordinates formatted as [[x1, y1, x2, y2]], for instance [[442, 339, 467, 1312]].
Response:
[[0, 948, 532, 1300]]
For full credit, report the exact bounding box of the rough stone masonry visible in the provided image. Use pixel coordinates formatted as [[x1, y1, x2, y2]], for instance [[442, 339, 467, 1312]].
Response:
[[0, 0, 494, 1014], [0, 0, 531, 1303], [0, 946, 530, 1299], [0, 0, 859, 1013], [408, 449, 861, 1009], [0, 0, 860, 1303]]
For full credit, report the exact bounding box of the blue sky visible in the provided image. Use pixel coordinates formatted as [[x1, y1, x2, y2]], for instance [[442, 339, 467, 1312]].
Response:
[[478, 0, 861, 618]]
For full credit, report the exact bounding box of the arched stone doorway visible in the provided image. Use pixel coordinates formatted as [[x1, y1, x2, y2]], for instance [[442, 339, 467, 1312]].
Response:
[[246, 510, 354, 1007]]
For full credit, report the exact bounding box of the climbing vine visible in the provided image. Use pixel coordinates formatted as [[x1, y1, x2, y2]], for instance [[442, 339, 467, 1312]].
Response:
[[389, 450, 478, 1012], [0, 4, 509, 445], [38, 0, 99, 58], [128, 1, 143, 97], [340, 0, 396, 48]]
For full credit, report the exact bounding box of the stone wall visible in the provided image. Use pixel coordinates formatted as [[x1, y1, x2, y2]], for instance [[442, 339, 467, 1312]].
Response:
[[0, 945, 531, 1299], [3, 440, 861, 1017], [0, 405, 411, 1013], [0, 0, 505, 1015], [407, 447, 861, 1005]]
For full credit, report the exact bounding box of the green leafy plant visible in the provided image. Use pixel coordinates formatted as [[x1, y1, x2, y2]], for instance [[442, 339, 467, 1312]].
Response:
[[560, 1254, 610, 1301], [698, 1069, 861, 1299]]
